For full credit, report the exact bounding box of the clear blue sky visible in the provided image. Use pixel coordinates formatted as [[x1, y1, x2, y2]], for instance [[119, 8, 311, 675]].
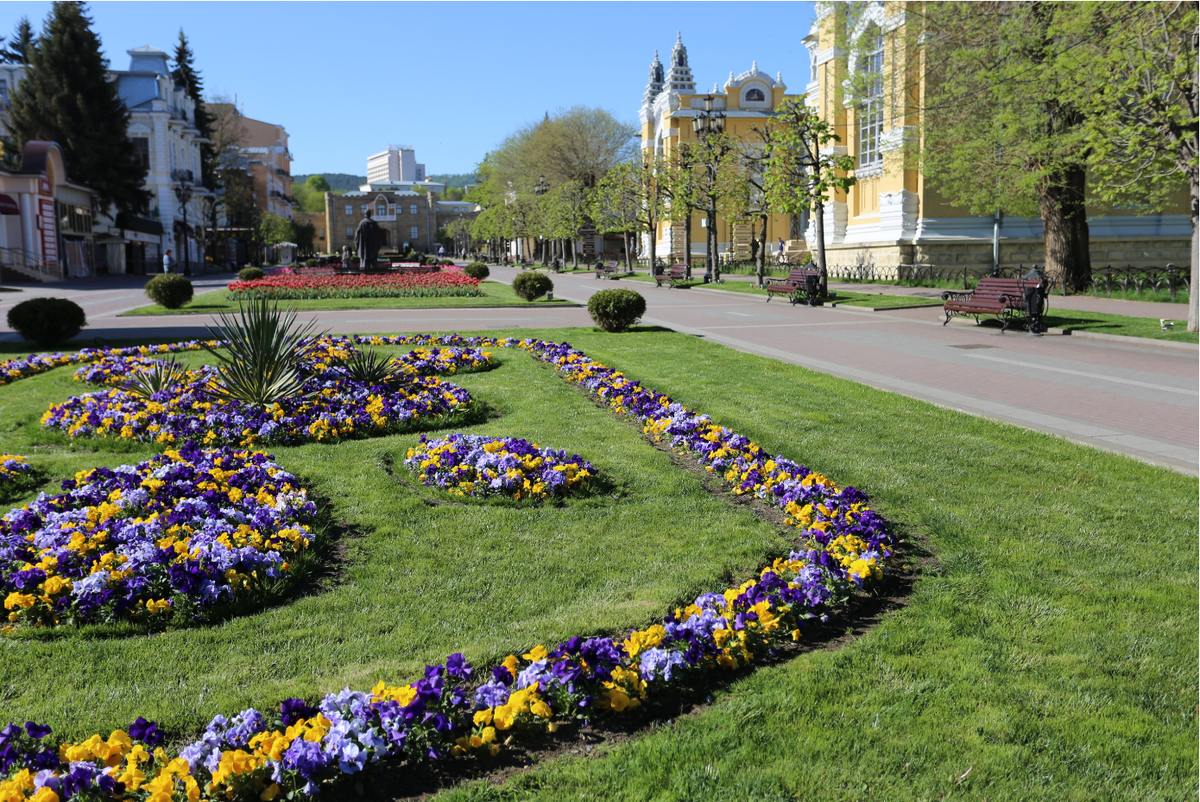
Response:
[[3, 1, 817, 178]]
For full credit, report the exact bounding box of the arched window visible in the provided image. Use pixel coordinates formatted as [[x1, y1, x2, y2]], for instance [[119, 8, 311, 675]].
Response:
[[376, 198, 388, 217], [745, 87, 765, 102], [858, 28, 884, 169]]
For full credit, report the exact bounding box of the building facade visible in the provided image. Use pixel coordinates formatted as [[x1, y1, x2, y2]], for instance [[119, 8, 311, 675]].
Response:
[[325, 190, 438, 254], [639, 34, 807, 264], [367, 145, 425, 184], [208, 104, 296, 221], [803, 1, 1190, 275], [113, 46, 210, 274]]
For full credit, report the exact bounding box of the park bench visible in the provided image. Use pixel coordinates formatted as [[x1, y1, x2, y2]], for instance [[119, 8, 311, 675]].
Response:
[[595, 261, 622, 279], [764, 268, 823, 306], [941, 276, 1044, 332], [654, 265, 690, 288]]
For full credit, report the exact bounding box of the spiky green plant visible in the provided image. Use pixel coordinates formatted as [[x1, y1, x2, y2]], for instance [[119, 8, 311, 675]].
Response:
[[340, 346, 412, 388], [202, 296, 327, 408], [122, 358, 191, 400]]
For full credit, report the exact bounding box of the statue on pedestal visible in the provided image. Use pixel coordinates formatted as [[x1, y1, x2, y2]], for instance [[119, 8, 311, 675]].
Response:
[[355, 210, 384, 271]]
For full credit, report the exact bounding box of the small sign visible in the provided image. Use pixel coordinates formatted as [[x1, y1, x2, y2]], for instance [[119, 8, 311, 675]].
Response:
[[38, 177, 51, 196]]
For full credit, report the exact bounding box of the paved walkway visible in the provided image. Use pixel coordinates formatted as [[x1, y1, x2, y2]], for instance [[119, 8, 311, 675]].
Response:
[[1, 267, 1195, 475]]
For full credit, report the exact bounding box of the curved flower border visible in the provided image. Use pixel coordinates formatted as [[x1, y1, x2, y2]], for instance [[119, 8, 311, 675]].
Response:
[[0, 333, 898, 801], [405, 433, 596, 501]]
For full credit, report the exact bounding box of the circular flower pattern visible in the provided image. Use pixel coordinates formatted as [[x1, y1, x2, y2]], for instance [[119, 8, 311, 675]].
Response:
[[405, 433, 596, 500], [42, 338, 491, 447], [1, 442, 316, 633]]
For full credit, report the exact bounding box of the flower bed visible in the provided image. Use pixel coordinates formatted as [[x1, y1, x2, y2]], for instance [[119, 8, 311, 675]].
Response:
[[1, 443, 316, 633], [405, 434, 595, 500], [0, 455, 32, 486], [0, 333, 897, 800], [44, 339, 489, 447], [0, 341, 213, 388], [226, 272, 484, 300]]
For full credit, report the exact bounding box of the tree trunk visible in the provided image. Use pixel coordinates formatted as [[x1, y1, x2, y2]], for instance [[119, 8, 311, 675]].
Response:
[[756, 213, 768, 287], [684, 215, 693, 278], [813, 199, 827, 278], [647, 222, 656, 275], [1037, 165, 1091, 293]]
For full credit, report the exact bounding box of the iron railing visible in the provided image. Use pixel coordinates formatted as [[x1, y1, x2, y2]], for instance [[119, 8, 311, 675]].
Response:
[[0, 246, 58, 282]]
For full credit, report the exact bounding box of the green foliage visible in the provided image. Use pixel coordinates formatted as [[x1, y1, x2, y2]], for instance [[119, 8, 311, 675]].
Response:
[[305, 175, 332, 193], [512, 271, 553, 302], [290, 173, 363, 193], [169, 30, 215, 188], [290, 182, 328, 214], [7, 2, 149, 212], [0, 17, 35, 64], [238, 267, 265, 282], [144, 274, 194, 309], [304, 258, 319, 268], [587, 288, 646, 332], [122, 357, 189, 400], [258, 212, 295, 247], [463, 263, 490, 280], [201, 296, 326, 408], [5, 297, 86, 345], [337, 346, 410, 388]]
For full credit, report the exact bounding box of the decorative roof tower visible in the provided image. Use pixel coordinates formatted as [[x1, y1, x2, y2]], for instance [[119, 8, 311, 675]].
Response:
[[664, 32, 695, 94], [642, 50, 665, 106]]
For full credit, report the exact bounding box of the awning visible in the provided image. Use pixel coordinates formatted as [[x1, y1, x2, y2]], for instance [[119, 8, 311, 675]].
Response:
[[0, 194, 19, 215], [115, 212, 163, 236]]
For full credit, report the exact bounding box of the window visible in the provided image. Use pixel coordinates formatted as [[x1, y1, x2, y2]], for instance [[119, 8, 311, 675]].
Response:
[[411, 227, 419, 239], [132, 137, 149, 169], [376, 200, 387, 217], [360, 205, 368, 215], [0, 79, 8, 106], [346, 226, 353, 238], [410, 205, 418, 215], [745, 87, 765, 102], [858, 30, 884, 169]]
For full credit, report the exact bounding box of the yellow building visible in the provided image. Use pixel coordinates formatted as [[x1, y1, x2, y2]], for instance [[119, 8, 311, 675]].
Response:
[[641, 7, 1190, 275], [639, 34, 806, 265]]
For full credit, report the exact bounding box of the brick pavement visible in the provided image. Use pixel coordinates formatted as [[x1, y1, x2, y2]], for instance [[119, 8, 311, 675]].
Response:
[[1, 266, 1195, 474]]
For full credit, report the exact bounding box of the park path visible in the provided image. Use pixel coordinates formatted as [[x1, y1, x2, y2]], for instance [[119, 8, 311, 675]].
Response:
[[0, 266, 1195, 475]]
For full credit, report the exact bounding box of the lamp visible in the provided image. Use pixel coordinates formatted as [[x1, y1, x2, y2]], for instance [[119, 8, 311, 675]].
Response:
[[171, 168, 194, 276]]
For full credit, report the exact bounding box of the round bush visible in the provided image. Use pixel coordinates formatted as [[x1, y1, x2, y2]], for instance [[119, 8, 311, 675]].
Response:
[[145, 274, 195, 310], [463, 262, 490, 281], [304, 258, 319, 268], [238, 267, 265, 282], [587, 288, 646, 332], [512, 271, 553, 302], [6, 297, 87, 346]]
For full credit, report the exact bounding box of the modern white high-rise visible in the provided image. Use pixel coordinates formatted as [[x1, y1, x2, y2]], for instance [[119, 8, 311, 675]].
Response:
[[366, 145, 425, 184]]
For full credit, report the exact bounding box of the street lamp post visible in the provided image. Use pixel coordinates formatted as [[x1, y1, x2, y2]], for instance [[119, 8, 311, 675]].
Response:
[[534, 175, 549, 265], [171, 169, 194, 276], [692, 95, 725, 284]]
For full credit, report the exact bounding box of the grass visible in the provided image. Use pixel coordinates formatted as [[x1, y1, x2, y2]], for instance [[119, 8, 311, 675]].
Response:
[[0, 329, 1194, 801], [1043, 309, 1198, 342], [122, 280, 571, 315]]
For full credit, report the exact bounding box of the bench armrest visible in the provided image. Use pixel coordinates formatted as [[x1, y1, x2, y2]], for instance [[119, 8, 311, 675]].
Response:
[[941, 289, 973, 302]]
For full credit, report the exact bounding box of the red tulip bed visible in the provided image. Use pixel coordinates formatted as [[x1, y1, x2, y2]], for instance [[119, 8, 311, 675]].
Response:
[[226, 272, 485, 300]]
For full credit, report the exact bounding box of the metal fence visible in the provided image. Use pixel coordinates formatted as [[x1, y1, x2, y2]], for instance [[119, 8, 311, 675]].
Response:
[[0, 246, 59, 282]]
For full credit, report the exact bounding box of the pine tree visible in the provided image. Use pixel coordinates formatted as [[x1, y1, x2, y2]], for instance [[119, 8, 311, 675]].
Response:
[[170, 29, 216, 189], [7, 2, 149, 213], [0, 17, 36, 64]]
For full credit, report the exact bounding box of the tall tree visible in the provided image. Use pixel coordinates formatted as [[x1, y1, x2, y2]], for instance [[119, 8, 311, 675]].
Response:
[[762, 98, 856, 289], [1070, 1, 1197, 330], [917, 2, 1102, 291], [198, 96, 255, 260], [170, 29, 216, 189], [0, 17, 36, 64], [7, 2, 149, 213]]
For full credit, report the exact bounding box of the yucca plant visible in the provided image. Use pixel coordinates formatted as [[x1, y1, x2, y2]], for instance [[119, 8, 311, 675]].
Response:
[[340, 346, 413, 389], [122, 357, 191, 400], [202, 296, 327, 408]]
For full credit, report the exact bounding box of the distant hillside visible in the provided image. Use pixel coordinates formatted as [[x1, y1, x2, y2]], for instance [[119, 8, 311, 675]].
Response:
[[427, 173, 477, 189], [292, 173, 365, 193]]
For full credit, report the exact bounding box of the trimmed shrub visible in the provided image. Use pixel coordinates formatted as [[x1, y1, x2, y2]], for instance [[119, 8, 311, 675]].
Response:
[[6, 297, 87, 346], [587, 288, 646, 332], [463, 262, 490, 281], [305, 258, 319, 268], [512, 271, 553, 302], [145, 274, 195, 310], [238, 267, 265, 282]]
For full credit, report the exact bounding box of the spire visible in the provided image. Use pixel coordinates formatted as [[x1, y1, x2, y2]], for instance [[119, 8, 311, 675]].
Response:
[[665, 32, 695, 94], [643, 49, 665, 106]]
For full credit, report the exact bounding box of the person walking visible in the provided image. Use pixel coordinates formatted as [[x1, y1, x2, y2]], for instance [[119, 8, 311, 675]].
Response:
[[162, 249, 174, 274], [776, 239, 785, 266], [341, 245, 350, 266]]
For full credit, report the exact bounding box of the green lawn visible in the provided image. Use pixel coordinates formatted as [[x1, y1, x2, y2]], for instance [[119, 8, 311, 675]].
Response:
[[122, 280, 570, 315], [0, 329, 1194, 801]]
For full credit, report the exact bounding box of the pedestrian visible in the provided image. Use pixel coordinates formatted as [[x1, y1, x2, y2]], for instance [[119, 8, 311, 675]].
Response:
[[777, 239, 784, 266], [438, 244, 445, 259], [341, 245, 349, 266], [162, 249, 173, 274]]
